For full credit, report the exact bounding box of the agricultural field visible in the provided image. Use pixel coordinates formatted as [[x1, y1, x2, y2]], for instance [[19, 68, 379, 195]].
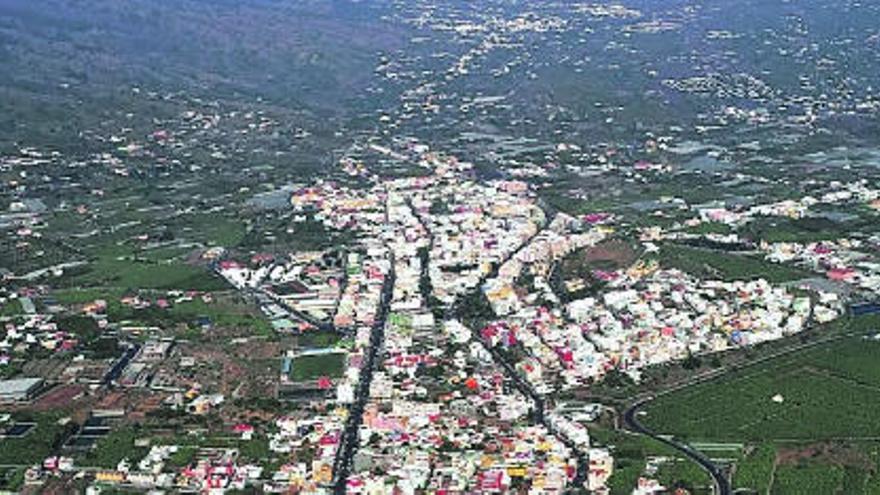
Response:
[[0, 467, 25, 492], [770, 462, 844, 495], [643, 315, 880, 494], [52, 288, 273, 338], [733, 443, 776, 493], [80, 427, 149, 469], [79, 428, 276, 472], [743, 215, 879, 244], [643, 330, 880, 442], [55, 257, 228, 292], [731, 442, 880, 495]]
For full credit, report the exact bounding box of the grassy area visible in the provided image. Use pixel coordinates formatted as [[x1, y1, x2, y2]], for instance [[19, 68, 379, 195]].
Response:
[[239, 216, 354, 254], [167, 298, 273, 337], [652, 244, 811, 283], [289, 352, 345, 382], [81, 427, 148, 469], [59, 257, 228, 291], [734, 443, 776, 493], [0, 299, 22, 317], [643, 320, 880, 443], [53, 288, 272, 337], [154, 433, 274, 468], [167, 213, 246, 248], [729, 441, 880, 494], [685, 222, 734, 236], [53, 288, 126, 305], [0, 467, 25, 492], [555, 239, 640, 301], [166, 445, 198, 468], [296, 331, 342, 349], [770, 462, 844, 494], [0, 414, 71, 466], [744, 216, 877, 244], [654, 459, 713, 494]]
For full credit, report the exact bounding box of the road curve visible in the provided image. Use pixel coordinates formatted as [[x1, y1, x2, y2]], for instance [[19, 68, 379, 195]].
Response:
[[623, 398, 731, 495]]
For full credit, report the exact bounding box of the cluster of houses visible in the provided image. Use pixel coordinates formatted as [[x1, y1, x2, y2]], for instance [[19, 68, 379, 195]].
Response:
[[418, 178, 544, 305], [483, 213, 610, 316], [693, 180, 880, 227], [52, 141, 872, 494], [763, 238, 880, 296], [344, 310, 590, 494], [1, 311, 80, 368], [214, 147, 617, 493], [266, 415, 346, 492], [484, 266, 841, 393], [335, 249, 390, 329], [323, 153, 613, 494], [92, 446, 264, 493]]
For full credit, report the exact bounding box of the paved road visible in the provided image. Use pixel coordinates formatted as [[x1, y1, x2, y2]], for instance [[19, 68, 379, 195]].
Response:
[[331, 259, 396, 494], [465, 213, 590, 490], [623, 398, 731, 495], [483, 344, 589, 489]]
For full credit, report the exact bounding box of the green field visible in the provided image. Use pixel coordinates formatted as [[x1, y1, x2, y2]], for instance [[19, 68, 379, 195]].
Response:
[[289, 352, 346, 382], [770, 462, 844, 495], [0, 414, 71, 466], [733, 443, 776, 493], [0, 299, 22, 317], [642, 316, 880, 494], [81, 427, 148, 469], [0, 467, 25, 492], [643, 332, 880, 442], [59, 257, 229, 291], [52, 289, 273, 337], [744, 216, 878, 244], [685, 222, 734, 236]]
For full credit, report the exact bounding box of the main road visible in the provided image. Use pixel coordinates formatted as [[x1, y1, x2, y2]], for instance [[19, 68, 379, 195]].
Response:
[[332, 257, 396, 494]]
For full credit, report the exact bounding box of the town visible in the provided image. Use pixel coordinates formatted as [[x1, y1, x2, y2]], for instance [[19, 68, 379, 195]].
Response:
[[3, 0, 880, 494]]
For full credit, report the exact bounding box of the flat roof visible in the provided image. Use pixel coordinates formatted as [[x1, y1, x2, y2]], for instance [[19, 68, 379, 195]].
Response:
[[0, 377, 43, 395]]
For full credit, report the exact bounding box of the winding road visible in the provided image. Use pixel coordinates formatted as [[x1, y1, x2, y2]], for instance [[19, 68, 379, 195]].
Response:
[[623, 398, 731, 495], [618, 319, 863, 495]]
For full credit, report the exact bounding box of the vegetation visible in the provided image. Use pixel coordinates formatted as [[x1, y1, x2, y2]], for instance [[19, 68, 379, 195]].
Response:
[[652, 244, 810, 283], [770, 462, 844, 495], [644, 330, 880, 442], [734, 443, 776, 493], [296, 331, 342, 349], [289, 352, 345, 382], [59, 257, 228, 291], [655, 459, 712, 494], [82, 427, 148, 469], [166, 446, 198, 468], [744, 216, 877, 244], [0, 467, 25, 492], [0, 414, 71, 466], [685, 222, 734, 236], [455, 289, 496, 328]]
